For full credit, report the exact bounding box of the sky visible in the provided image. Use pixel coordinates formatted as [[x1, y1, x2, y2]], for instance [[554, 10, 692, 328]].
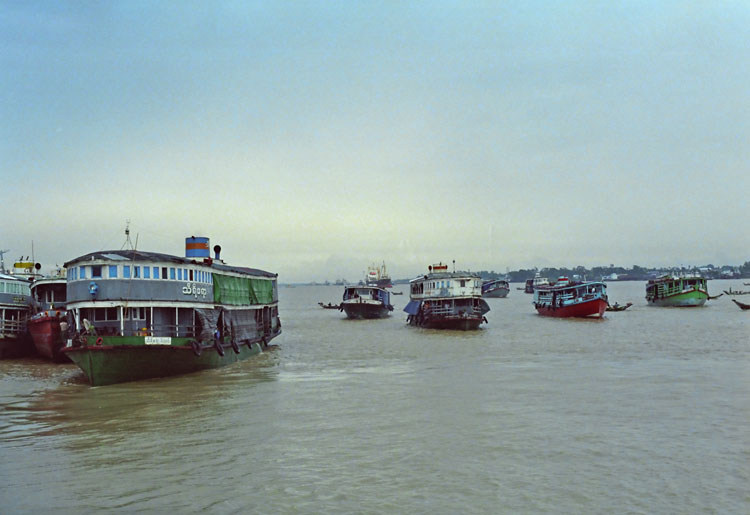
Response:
[[1, 1, 748, 283]]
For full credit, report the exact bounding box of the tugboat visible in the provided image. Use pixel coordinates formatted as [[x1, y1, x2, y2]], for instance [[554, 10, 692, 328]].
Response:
[[340, 285, 393, 319], [28, 266, 69, 361], [0, 254, 35, 358], [646, 275, 709, 307], [481, 279, 510, 298], [404, 263, 490, 330], [533, 276, 608, 318], [61, 236, 282, 386]]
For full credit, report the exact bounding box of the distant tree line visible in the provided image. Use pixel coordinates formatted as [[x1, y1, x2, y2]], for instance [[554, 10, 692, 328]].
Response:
[[475, 261, 750, 282]]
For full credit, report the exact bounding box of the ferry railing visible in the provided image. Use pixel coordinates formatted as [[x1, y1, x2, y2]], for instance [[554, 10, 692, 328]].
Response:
[[424, 304, 483, 317], [0, 318, 27, 337]]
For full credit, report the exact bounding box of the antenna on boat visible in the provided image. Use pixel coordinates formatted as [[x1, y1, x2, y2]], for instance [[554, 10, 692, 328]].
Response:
[[121, 220, 134, 250]]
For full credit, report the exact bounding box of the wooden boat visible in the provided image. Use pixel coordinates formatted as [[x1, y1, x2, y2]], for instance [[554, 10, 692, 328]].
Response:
[[723, 288, 750, 296], [707, 293, 723, 300], [404, 263, 489, 330], [606, 302, 632, 312], [61, 236, 281, 386], [482, 279, 510, 298], [318, 302, 340, 309], [340, 285, 393, 319], [28, 270, 70, 361], [646, 276, 708, 307], [533, 277, 607, 318], [732, 299, 750, 310]]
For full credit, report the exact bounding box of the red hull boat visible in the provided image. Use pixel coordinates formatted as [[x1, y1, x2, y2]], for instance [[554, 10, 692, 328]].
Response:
[[27, 310, 69, 361], [533, 277, 608, 318], [535, 297, 608, 318]]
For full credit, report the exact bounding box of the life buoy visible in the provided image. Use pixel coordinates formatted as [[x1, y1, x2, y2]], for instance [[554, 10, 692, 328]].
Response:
[[95, 337, 103, 346], [215, 340, 225, 356], [191, 340, 202, 357], [231, 339, 240, 354]]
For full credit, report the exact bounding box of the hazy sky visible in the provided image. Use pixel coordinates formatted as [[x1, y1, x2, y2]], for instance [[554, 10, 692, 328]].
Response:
[[2, 2, 748, 282]]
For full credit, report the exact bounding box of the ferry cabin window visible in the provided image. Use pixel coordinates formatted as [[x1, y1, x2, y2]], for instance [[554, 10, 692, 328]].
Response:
[[126, 307, 146, 320], [80, 266, 86, 279], [134, 266, 140, 278], [189, 270, 194, 281], [93, 307, 119, 321], [460, 280, 466, 287], [177, 269, 182, 280], [161, 267, 167, 279], [109, 265, 118, 278], [152, 266, 158, 279], [170, 268, 176, 280], [123, 266, 130, 278], [92, 265, 102, 278], [143, 267, 151, 279]]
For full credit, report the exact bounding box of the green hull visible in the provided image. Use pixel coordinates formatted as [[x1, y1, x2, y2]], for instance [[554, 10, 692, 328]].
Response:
[[648, 289, 708, 307], [63, 333, 278, 386]]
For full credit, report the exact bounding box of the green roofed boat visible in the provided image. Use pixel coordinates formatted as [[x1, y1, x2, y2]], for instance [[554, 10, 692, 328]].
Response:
[[645, 275, 709, 307], [61, 236, 281, 386]]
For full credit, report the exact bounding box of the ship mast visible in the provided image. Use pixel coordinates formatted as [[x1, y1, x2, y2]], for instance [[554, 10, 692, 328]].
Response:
[[121, 220, 134, 250], [0, 249, 9, 273]]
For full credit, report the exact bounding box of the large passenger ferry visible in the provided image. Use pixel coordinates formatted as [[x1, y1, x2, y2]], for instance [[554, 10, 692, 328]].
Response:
[[404, 263, 490, 330], [645, 275, 708, 307], [0, 263, 34, 358], [61, 237, 281, 386], [533, 277, 608, 318], [0, 255, 39, 358]]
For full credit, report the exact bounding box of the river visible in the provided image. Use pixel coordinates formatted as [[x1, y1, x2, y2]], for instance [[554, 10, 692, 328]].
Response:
[[1, 279, 748, 513]]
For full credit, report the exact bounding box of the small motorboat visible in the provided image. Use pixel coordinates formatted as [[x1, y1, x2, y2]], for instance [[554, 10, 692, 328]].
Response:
[[707, 293, 724, 300], [732, 299, 750, 310], [318, 302, 340, 309]]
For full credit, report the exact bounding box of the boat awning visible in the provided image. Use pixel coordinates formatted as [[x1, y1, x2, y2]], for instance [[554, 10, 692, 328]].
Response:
[[403, 300, 421, 315]]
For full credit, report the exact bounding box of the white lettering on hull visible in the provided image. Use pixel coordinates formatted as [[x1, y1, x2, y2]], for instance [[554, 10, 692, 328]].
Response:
[[144, 336, 172, 345]]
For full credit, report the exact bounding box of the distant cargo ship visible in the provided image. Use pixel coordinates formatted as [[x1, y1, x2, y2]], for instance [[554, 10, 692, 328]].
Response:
[[366, 262, 392, 288]]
